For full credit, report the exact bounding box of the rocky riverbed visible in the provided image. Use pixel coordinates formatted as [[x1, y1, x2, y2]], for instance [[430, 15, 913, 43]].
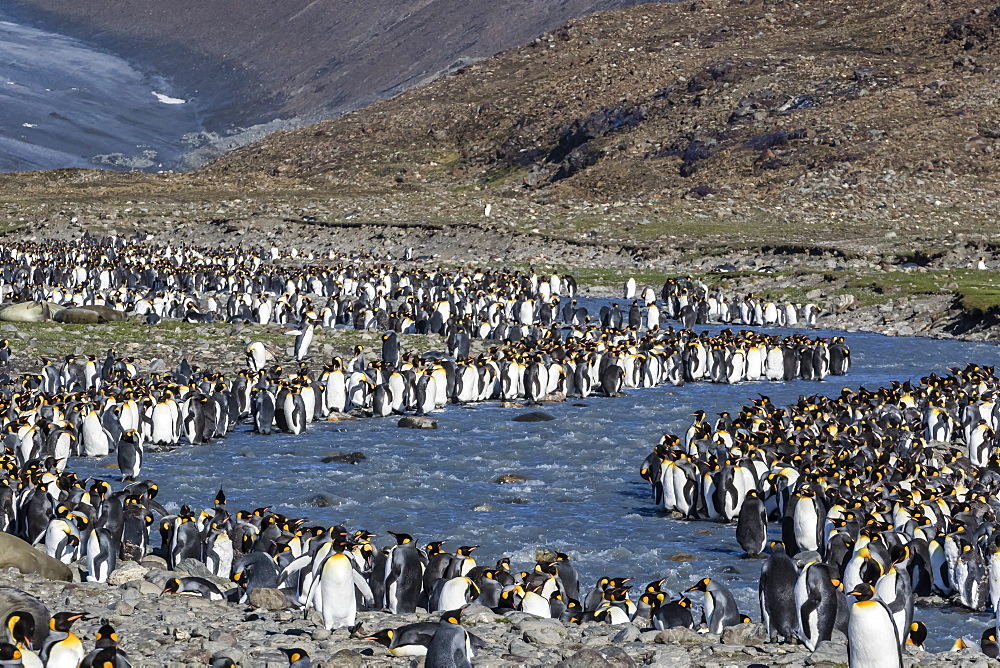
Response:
[[1, 559, 995, 668]]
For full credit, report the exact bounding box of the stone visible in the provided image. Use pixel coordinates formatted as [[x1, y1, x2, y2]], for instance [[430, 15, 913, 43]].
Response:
[[248, 587, 289, 611], [495, 473, 529, 484], [512, 411, 554, 422], [508, 638, 540, 658], [655, 627, 701, 644], [612, 624, 640, 644], [178, 558, 215, 579], [806, 640, 848, 665], [461, 603, 499, 623], [319, 451, 367, 464], [721, 622, 767, 646], [646, 645, 692, 667], [397, 416, 438, 429], [516, 618, 565, 635], [325, 649, 364, 667], [554, 648, 614, 667], [107, 562, 148, 586], [523, 625, 563, 645], [0, 534, 72, 581], [599, 646, 638, 667]]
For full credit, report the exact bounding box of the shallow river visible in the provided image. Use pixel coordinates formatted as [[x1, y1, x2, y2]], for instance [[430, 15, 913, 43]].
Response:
[[71, 327, 1000, 649]]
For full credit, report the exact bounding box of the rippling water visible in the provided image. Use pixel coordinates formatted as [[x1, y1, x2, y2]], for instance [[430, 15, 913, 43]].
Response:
[[71, 327, 1000, 649]]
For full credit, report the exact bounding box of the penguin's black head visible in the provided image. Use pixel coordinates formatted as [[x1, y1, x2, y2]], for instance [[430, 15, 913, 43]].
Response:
[[388, 531, 413, 545], [684, 578, 710, 593], [441, 609, 464, 625], [645, 578, 666, 593], [49, 612, 84, 632], [5, 612, 34, 648], [362, 629, 393, 647], [279, 648, 309, 664], [94, 623, 119, 648], [846, 582, 876, 601], [0, 643, 20, 662], [162, 578, 182, 594]]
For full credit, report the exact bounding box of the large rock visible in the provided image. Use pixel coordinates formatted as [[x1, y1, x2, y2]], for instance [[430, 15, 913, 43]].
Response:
[[397, 416, 438, 429], [721, 622, 767, 646], [554, 649, 613, 668], [248, 587, 289, 611], [0, 533, 72, 581], [646, 646, 691, 668], [107, 562, 149, 586], [807, 640, 848, 665], [495, 473, 529, 484], [655, 627, 702, 645], [513, 411, 555, 422]]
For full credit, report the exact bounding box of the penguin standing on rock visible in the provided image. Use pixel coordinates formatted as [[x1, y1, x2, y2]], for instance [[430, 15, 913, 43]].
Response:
[[847, 583, 901, 668], [384, 532, 425, 614], [425, 609, 472, 668], [759, 542, 799, 641], [684, 578, 741, 633], [795, 561, 843, 651]]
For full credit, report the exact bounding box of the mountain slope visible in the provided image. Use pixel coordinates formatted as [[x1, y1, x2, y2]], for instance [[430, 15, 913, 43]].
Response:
[[208, 0, 1000, 221], [7, 0, 665, 129]]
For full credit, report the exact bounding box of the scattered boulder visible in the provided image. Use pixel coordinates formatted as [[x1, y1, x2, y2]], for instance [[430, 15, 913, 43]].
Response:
[[807, 640, 848, 665], [107, 562, 149, 586], [398, 415, 438, 429], [495, 473, 529, 484], [513, 411, 554, 422], [0, 533, 72, 581], [555, 648, 614, 668], [320, 451, 367, 464], [247, 587, 289, 611], [721, 622, 767, 646]]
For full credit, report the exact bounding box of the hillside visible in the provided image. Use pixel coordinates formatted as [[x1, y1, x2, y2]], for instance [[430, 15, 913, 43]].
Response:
[[6, 0, 665, 130], [207, 0, 1000, 248]]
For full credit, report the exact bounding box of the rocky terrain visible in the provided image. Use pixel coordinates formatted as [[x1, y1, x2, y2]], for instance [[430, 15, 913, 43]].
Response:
[[0, 0, 998, 336], [1, 563, 995, 668]]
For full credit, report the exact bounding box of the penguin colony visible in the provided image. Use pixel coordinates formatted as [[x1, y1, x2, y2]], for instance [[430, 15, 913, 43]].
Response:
[[641, 362, 1000, 660], [0, 463, 758, 666], [0, 238, 844, 478], [625, 275, 821, 329]]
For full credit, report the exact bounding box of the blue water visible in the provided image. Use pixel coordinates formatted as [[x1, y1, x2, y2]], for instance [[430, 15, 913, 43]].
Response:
[[70, 328, 1000, 649]]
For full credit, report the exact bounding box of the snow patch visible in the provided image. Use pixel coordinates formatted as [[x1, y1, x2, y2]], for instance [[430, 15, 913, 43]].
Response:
[[152, 91, 186, 104]]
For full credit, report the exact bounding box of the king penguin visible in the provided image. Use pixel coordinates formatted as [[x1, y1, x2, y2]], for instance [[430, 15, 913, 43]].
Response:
[[759, 542, 799, 642], [847, 583, 902, 668], [39, 612, 85, 668], [384, 532, 425, 614], [736, 488, 767, 557], [424, 609, 472, 668], [684, 578, 741, 633]]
